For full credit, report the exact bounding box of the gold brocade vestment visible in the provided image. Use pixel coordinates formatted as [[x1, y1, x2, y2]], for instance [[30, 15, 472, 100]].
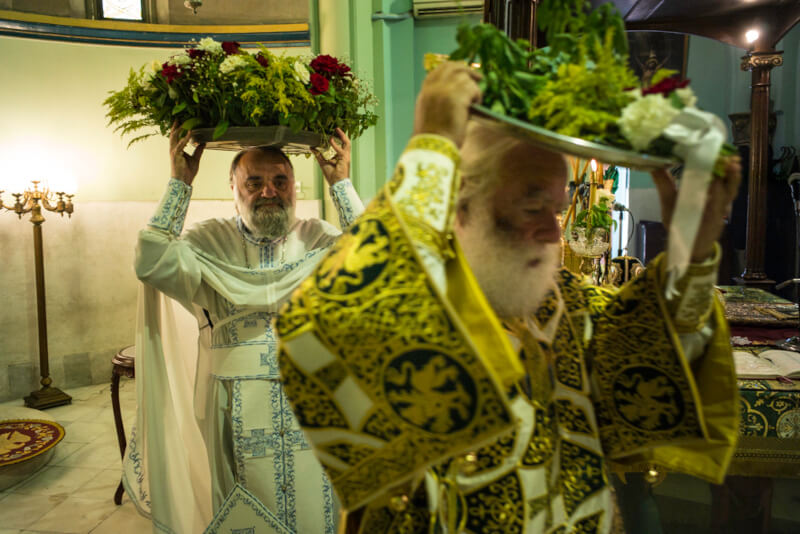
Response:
[[276, 135, 739, 533]]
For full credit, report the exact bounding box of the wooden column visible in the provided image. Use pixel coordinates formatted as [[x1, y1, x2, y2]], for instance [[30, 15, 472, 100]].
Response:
[[736, 50, 783, 287]]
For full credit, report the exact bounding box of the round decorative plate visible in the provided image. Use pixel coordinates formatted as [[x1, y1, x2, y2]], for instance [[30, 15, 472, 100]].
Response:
[[0, 419, 65, 467], [191, 125, 327, 154], [470, 105, 676, 171]]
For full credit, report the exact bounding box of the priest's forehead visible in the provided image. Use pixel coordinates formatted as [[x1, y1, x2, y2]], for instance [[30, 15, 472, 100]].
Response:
[[230, 146, 294, 180], [496, 143, 568, 194]]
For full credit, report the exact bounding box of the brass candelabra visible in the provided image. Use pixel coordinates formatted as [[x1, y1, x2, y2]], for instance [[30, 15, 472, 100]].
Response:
[[1, 181, 74, 409]]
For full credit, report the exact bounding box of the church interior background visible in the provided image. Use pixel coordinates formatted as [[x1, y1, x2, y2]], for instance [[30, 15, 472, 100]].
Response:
[[0, 0, 798, 532]]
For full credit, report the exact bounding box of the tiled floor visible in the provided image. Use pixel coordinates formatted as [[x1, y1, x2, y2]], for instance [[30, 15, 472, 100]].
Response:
[[0, 380, 152, 533]]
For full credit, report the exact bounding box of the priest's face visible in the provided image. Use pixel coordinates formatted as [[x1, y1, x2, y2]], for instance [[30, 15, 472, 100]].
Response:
[[231, 149, 296, 239], [455, 142, 567, 319]]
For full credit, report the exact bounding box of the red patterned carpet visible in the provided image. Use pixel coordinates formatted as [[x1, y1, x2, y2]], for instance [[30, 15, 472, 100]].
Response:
[[0, 419, 65, 467]]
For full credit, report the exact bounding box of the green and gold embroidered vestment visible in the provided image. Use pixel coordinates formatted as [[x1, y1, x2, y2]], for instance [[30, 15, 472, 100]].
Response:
[[276, 135, 739, 533]]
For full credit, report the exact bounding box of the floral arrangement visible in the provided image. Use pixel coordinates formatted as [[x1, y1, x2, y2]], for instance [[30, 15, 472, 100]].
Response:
[[447, 0, 737, 172], [104, 38, 378, 146]]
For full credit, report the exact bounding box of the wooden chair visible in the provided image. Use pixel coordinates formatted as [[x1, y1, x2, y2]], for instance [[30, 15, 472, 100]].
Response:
[[111, 345, 135, 505]]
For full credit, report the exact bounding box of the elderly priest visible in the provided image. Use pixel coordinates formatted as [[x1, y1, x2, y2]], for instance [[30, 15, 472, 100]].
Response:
[[276, 62, 742, 533]]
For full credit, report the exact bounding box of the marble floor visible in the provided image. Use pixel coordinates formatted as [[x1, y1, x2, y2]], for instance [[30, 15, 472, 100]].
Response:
[[0, 379, 152, 533]]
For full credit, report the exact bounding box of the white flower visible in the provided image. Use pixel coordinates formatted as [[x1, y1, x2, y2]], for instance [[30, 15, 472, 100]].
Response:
[[168, 51, 191, 66], [168, 86, 178, 100], [595, 189, 615, 206], [149, 60, 162, 74], [675, 87, 697, 108], [626, 87, 643, 100], [293, 60, 310, 84], [618, 94, 681, 151], [197, 37, 223, 55], [219, 54, 248, 74]]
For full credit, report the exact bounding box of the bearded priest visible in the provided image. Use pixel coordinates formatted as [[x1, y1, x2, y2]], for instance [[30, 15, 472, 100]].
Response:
[[125, 123, 363, 533], [275, 62, 742, 533]]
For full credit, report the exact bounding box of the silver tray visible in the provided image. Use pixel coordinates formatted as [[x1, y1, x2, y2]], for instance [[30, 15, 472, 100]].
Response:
[[191, 125, 326, 154], [470, 105, 676, 171]]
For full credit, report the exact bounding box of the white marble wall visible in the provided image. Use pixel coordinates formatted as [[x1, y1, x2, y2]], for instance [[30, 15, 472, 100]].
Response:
[[0, 199, 320, 402]]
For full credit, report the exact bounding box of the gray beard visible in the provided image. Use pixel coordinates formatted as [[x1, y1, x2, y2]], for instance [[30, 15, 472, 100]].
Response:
[[247, 203, 290, 239], [457, 208, 559, 319]]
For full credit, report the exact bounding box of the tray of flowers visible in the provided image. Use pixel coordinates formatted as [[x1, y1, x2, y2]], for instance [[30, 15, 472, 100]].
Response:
[[440, 2, 737, 174], [104, 38, 377, 151]]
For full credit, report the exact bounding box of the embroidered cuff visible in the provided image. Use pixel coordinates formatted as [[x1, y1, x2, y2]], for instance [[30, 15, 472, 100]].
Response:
[[669, 242, 721, 333], [388, 134, 460, 234], [330, 178, 359, 229], [148, 178, 192, 236]]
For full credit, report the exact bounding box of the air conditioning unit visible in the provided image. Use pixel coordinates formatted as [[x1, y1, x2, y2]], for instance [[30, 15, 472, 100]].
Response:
[[412, 0, 484, 19]]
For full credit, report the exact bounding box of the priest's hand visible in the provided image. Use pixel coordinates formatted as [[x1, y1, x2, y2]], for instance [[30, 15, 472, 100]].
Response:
[[313, 127, 351, 186], [170, 120, 205, 186], [413, 61, 481, 148], [652, 156, 742, 263]]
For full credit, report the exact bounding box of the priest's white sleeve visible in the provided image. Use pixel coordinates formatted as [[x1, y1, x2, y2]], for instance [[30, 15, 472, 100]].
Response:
[[329, 178, 365, 229], [134, 178, 204, 310]]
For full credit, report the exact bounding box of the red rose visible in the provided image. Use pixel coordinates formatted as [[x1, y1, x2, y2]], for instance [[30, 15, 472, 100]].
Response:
[[222, 41, 241, 55], [187, 48, 206, 60], [310, 54, 341, 78], [642, 76, 690, 96], [309, 72, 330, 95], [336, 62, 351, 76], [255, 52, 269, 68], [161, 62, 181, 83]]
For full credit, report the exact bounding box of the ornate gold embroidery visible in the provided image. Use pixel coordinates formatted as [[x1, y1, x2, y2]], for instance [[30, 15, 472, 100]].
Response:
[[588, 261, 706, 454], [472, 430, 517, 474], [395, 162, 448, 223], [361, 409, 403, 441], [279, 352, 348, 429], [574, 510, 604, 534], [313, 361, 348, 392], [277, 193, 515, 510], [559, 440, 606, 517], [316, 219, 391, 296], [324, 442, 376, 466], [464, 472, 525, 534], [555, 399, 594, 435], [406, 135, 461, 164], [522, 402, 556, 466], [613, 368, 683, 430], [384, 352, 476, 433]]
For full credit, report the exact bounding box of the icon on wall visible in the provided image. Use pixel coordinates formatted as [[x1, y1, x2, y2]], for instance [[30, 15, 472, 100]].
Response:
[[627, 32, 690, 87]]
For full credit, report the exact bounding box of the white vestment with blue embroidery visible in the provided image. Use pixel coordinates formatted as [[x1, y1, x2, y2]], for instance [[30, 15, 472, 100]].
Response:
[[124, 178, 363, 533]]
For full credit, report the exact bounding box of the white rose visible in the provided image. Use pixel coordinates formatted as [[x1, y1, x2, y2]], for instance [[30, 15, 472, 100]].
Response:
[[197, 37, 223, 55], [219, 55, 248, 74], [618, 94, 681, 151], [168, 51, 192, 66], [293, 60, 310, 84], [675, 87, 697, 108], [595, 189, 615, 206]]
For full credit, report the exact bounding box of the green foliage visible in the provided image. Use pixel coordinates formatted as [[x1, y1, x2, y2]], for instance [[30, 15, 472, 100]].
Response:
[[450, 23, 546, 119], [103, 42, 378, 147], [527, 29, 639, 141], [536, 0, 628, 58], [574, 203, 617, 234], [448, 0, 634, 129]]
